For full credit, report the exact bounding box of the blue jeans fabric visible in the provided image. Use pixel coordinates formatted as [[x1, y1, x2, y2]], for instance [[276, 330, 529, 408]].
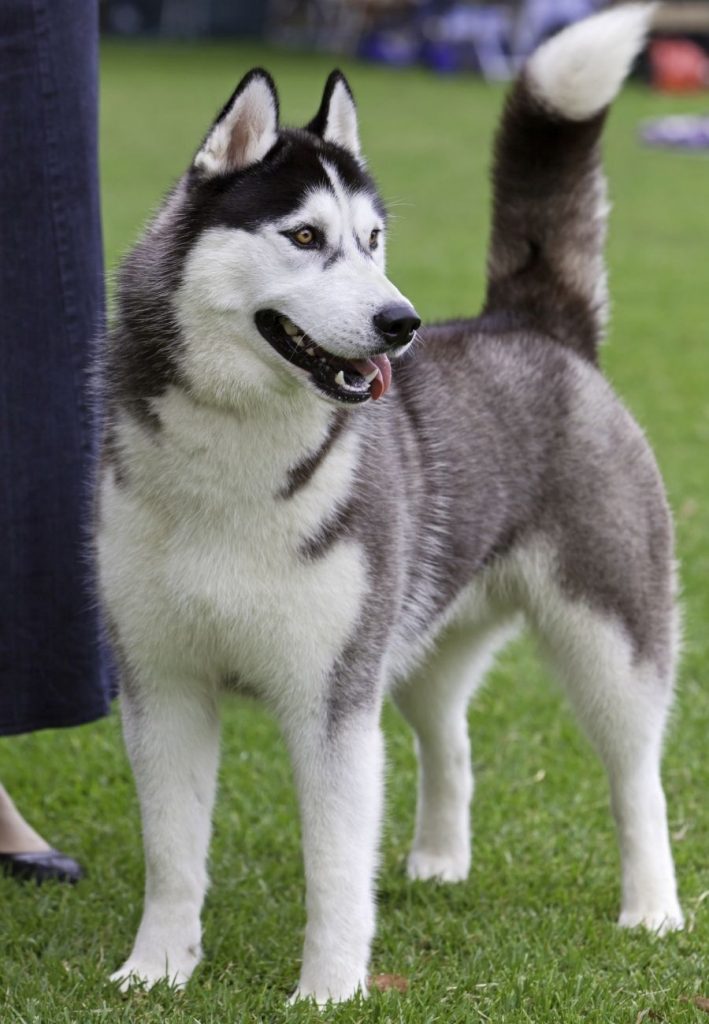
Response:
[[0, 0, 111, 734]]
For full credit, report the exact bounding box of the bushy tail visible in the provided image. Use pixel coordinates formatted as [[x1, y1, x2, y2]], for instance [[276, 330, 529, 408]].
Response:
[[484, 4, 654, 362]]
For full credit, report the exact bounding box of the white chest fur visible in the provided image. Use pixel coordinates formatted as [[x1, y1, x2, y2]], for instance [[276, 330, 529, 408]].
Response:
[[98, 388, 367, 703]]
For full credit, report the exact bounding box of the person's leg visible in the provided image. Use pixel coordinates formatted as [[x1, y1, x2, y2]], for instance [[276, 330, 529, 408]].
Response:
[[0, 783, 49, 853], [0, 781, 83, 882], [0, 0, 110, 737], [0, 0, 106, 884]]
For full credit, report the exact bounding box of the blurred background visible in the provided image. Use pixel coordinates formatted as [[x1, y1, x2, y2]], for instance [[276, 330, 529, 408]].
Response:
[[98, 0, 709, 308], [100, 0, 709, 81]]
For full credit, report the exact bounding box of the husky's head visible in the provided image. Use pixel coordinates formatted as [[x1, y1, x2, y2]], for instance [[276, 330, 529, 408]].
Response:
[[148, 68, 420, 410]]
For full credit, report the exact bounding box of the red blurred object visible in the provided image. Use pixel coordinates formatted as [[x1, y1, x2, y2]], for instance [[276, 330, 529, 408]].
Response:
[[649, 39, 708, 92]]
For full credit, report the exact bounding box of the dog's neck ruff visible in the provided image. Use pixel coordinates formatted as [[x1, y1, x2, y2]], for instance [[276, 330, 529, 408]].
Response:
[[142, 384, 352, 507]]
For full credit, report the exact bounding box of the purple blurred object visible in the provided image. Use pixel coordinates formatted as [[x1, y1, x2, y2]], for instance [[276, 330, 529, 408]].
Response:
[[640, 115, 709, 150], [421, 4, 512, 78], [361, 4, 512, 77], [358, 29, 420, 68]]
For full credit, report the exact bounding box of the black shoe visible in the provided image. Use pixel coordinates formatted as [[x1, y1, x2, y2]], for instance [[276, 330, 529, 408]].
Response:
[[0, 849, 84, 884]]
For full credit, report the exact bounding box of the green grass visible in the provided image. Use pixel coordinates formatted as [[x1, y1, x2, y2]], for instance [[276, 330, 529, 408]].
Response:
[[2, 41, 709, 1023]]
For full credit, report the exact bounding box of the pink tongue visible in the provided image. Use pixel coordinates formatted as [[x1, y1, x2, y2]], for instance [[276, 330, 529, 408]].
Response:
[[351, 354, 392, 401]]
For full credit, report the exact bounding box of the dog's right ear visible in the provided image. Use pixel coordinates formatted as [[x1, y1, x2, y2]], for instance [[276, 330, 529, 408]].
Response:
[[193, 69, 279, 177]]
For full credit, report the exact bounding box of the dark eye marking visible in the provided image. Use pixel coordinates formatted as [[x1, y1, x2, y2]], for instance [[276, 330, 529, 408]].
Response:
[[323, 247, 344, 270], [353, 226, 383, 258]]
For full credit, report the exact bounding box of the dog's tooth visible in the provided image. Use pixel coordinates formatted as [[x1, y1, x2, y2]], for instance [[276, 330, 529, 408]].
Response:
[[335, 370, 346, 387], [281, 317, 299, 337], [364, 368, 379, 384], [306, 347, 315, 356], [294, 336, 304, 346]]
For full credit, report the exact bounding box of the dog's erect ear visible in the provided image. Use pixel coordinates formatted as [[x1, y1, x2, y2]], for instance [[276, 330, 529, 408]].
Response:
[[307, 70, 361, 158], [194, 69, 279, 176]]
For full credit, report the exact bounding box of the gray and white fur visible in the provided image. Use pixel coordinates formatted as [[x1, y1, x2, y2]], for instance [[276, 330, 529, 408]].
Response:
[[97, 5, 683, 1004]]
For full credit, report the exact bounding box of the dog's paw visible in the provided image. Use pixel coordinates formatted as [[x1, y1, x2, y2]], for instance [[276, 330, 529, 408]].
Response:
[[287, 986, 329, 1008], [407, 848, 469, 883], [109, 952, 198, 992], [288, 984, 366, 1007], [288, 973, 368, 1006], [618, 907, 684, 936]]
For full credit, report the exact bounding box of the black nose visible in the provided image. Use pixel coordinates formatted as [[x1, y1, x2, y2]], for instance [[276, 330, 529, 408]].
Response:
[[373, 303, 421, 349]]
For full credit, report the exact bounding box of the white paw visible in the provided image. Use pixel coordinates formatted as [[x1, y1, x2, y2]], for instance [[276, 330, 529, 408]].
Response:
[[287, 987, 330, 1008], [618, 907, 684, 936], [288, 975, 367, 1006], [286, 983, 364, 1007], [110, 950, 199, 992], [407, 848, 469, 883]]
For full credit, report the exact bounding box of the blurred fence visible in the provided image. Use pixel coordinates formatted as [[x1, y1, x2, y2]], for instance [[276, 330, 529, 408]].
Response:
[[101, 0, 269, 37]]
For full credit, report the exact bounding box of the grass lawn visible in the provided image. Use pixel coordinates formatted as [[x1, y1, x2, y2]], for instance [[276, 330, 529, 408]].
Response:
[[2, 40, 708, 1024]]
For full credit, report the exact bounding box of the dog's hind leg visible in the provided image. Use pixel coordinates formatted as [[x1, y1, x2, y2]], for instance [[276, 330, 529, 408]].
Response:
[[519, 546, 684, 934], [393, 617, 518, 883], [110, 673, 220, 990]]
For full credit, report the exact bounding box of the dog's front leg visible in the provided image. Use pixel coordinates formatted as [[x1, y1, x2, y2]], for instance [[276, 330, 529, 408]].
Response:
[[111, 675, 220, 991], [282, 702, 384, 1005]]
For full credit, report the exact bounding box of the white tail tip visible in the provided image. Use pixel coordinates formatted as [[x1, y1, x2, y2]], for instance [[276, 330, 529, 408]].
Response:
[[527, 4, 656, 121]]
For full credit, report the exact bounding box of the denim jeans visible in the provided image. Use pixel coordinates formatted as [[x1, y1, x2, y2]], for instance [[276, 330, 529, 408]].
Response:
[[0, 0, 111, 734]]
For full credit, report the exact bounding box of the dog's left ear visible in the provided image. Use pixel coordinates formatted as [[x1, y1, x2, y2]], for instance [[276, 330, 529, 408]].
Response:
[[307, 70, 361, 158], [194, 68, 279, 176]]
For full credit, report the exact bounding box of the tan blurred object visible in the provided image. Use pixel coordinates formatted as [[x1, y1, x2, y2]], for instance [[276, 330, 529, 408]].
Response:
[[650, 2, 709, 33]]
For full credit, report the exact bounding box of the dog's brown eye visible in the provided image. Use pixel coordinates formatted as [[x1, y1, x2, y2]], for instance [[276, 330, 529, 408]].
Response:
[[369, 228, 381, 250], [283, 225, 324, 250], [293, 227, 315, 246]]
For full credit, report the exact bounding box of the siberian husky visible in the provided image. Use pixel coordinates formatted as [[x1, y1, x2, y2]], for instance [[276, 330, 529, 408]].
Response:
[[98, 4, 684, 1003]]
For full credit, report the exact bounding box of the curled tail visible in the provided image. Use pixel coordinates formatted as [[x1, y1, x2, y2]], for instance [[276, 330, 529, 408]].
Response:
[[484, 4, 654, 362]]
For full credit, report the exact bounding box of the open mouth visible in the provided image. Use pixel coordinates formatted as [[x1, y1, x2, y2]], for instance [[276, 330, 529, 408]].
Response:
[[255, 309, 392, 404]]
